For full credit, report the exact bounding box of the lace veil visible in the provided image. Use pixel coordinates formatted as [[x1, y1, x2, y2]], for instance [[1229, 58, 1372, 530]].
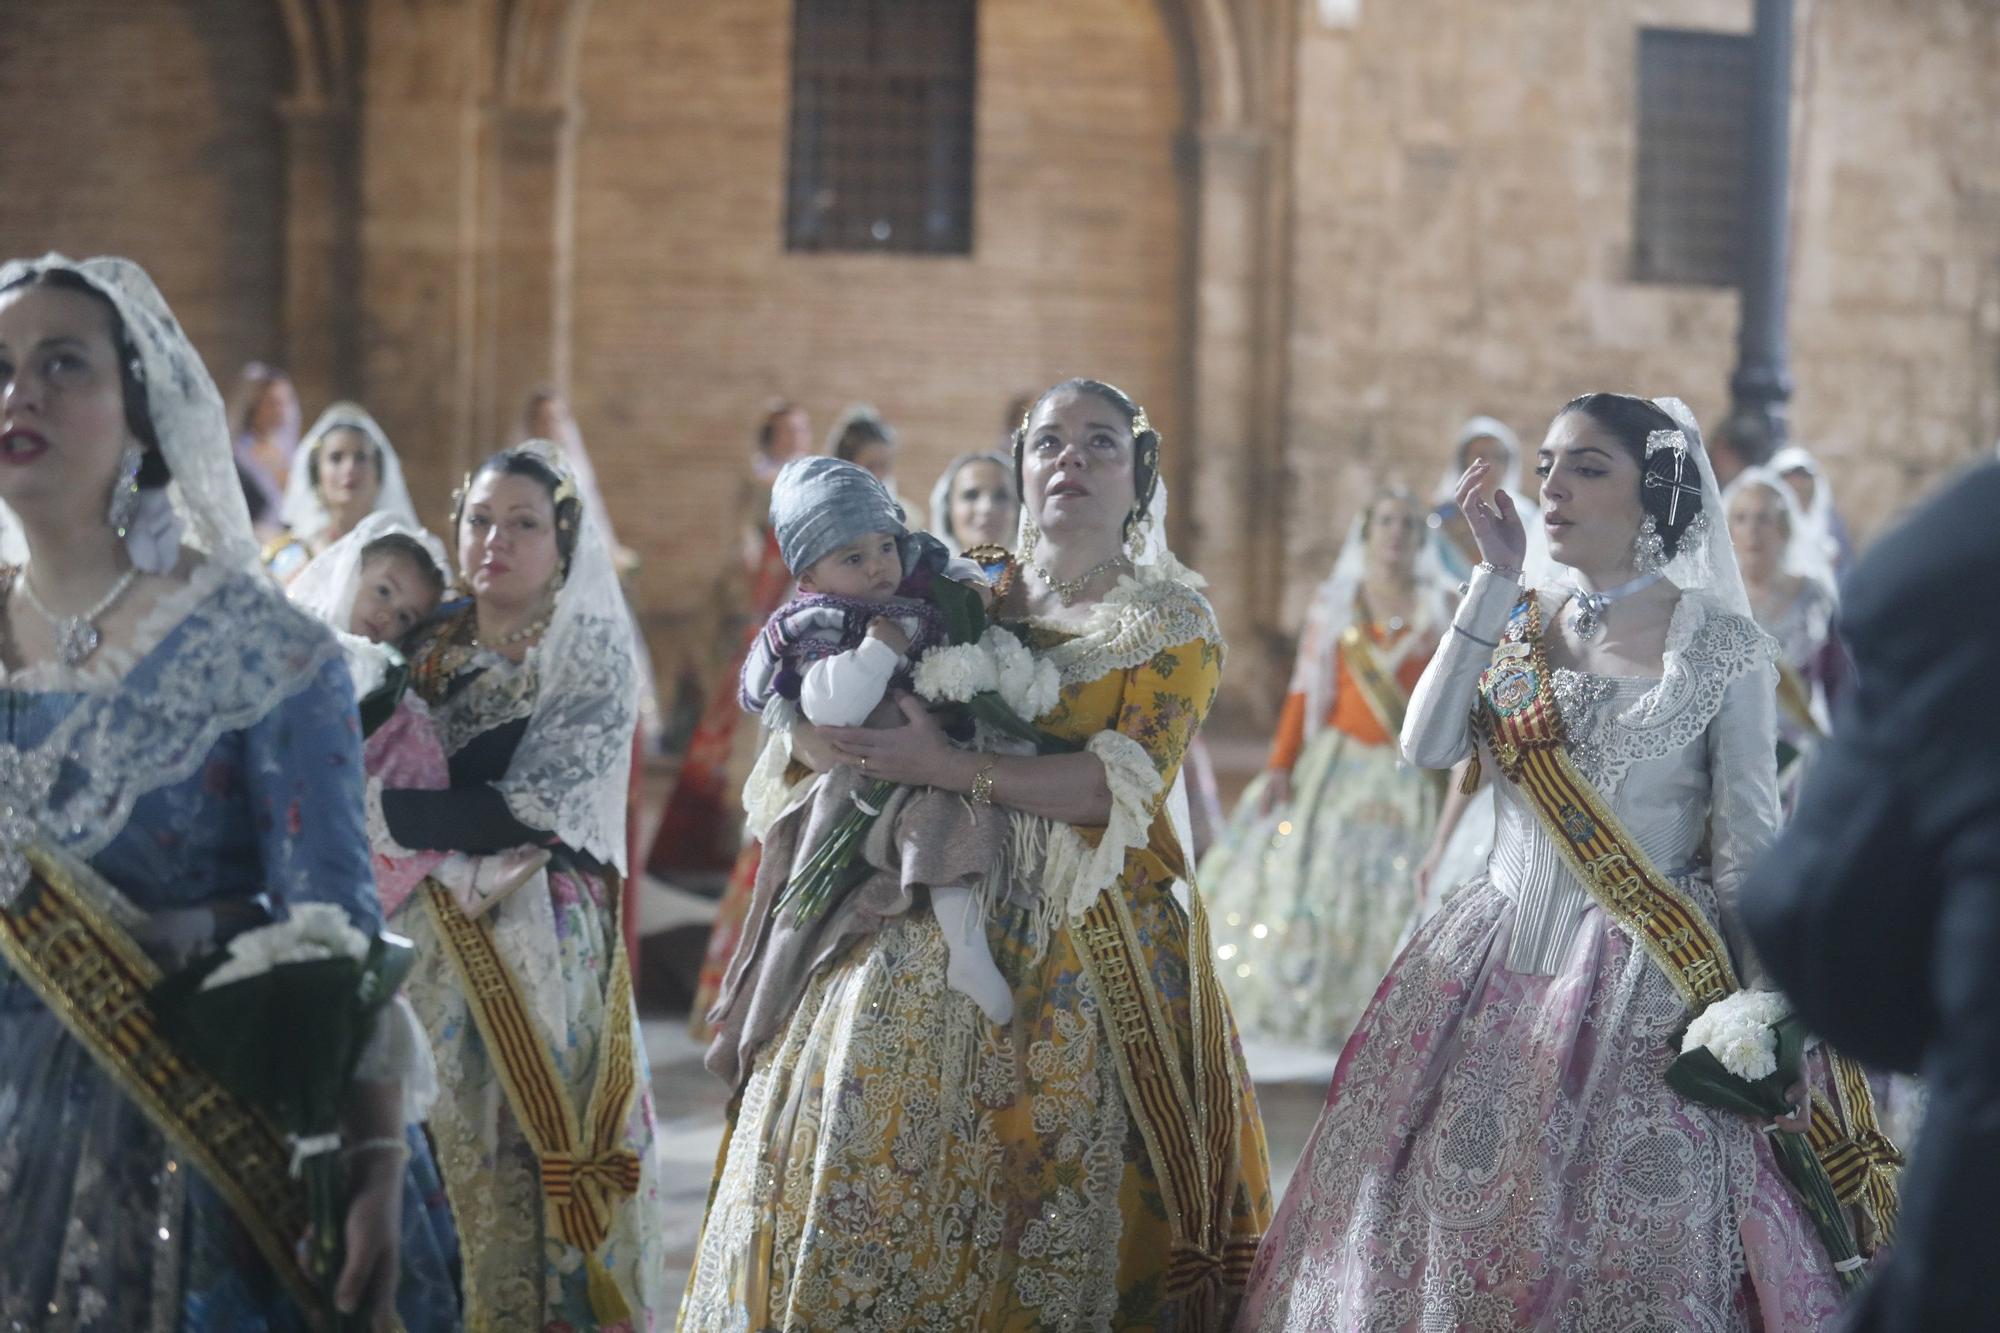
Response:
[[1650, 397, 1753, 621], [490, 438, 639, 873], [0, 254, 259, 572], [1290, 498, 1453, 747], [279, 402, 418, 546], [1721, 464, 1838, 605], [0, 255, 340, 900], [1766, 445, 1845, 574]]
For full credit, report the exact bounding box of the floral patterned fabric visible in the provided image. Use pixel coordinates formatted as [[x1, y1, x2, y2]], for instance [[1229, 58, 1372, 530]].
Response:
[[0, 571, 461, 1332], [1205, 624, 1442, 1052], [679, 606, 1272, 1331], [1204, 731, 1439, 1051], [1233, 573, 1843, 1332], [390, 614, 670, 1331]]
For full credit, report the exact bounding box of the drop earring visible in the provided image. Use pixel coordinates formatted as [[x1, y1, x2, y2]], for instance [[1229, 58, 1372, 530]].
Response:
[[1632, 516, 1668, 572], [106, 443, 143, 538]]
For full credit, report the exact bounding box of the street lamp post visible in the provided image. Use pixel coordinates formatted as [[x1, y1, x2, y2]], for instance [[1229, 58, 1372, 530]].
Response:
[[1729, 0, 1796, 460]]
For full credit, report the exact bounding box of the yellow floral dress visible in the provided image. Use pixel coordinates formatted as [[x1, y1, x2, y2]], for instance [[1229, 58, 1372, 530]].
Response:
[[678, 567, 1272, 1331]]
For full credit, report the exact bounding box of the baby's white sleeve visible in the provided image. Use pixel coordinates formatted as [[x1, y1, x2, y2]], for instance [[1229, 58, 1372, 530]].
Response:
[[799, 635, 901, 727]]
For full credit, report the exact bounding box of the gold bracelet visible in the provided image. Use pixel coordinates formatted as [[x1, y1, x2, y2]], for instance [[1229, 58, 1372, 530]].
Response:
[[969, 758, 999, 806]]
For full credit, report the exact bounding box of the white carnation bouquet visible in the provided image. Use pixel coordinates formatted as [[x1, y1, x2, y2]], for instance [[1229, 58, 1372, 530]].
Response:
[[912, 624, 1063, 730], [1667, 989, 1865, 1288], [781, 616, 1075, 923]]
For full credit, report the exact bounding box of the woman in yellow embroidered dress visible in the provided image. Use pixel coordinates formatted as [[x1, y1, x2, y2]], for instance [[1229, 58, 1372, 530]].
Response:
[[679, 379, 1271, 1331]]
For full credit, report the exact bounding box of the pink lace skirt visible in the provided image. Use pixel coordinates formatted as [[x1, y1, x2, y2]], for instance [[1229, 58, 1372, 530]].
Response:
[[1233, 876, 1844, 1332]]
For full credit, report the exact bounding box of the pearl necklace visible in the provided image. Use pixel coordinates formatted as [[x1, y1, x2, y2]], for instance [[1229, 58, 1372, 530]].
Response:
[[15, 566, 141, 668], [473, 607, 551, 651], [1032, 554, 1126, 607]]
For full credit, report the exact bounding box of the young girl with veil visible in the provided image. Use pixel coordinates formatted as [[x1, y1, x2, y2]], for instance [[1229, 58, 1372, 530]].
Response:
[[1233, 393, 1868, 1331]]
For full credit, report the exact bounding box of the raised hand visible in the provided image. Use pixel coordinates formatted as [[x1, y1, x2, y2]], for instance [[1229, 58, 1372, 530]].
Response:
[[1454, 460, 1527, 572]]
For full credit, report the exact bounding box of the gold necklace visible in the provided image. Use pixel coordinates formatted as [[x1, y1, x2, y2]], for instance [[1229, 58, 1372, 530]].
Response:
[[1032, 554, 1126, 607]]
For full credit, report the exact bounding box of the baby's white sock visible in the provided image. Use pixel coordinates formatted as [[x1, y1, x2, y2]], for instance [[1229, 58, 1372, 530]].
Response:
[[931, 884, 1013, 1026]]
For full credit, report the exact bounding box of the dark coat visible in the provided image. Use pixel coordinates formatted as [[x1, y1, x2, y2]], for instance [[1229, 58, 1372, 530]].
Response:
[[1743, 459, 2000, 1333]]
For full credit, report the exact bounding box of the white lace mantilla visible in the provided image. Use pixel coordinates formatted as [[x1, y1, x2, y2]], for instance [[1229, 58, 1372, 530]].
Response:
[[1541, 587, 1776, 792], [1030, 552, 1222, 686], [1016, 558, 1214, 921], [0, 564, 341, 904], [430, 609, 637, 871]]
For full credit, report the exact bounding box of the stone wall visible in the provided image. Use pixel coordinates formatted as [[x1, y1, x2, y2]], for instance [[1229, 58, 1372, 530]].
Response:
[[568, 0, 1187, 679], [1277, 0, 2000, 640]]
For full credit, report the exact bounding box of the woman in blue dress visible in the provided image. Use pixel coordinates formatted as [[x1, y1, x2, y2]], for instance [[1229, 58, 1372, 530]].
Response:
[[0, 253, 460, 1331]]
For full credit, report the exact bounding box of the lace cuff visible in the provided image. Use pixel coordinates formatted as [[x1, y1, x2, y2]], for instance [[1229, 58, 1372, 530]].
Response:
[[363, 776, 420, 860], [1042, 729, 1166, 920], [353, 994, 440, 1124]]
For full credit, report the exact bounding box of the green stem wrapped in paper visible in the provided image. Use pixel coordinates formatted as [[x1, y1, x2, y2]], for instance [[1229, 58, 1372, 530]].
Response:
[[148, 904, 417, 1332]]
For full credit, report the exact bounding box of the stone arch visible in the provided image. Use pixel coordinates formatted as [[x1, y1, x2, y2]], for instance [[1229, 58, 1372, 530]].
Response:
[[273, 0, 360, 411], [274, 0, 353, 111], [499, 0, 595, 109], [1156, 0, 1296, 697]]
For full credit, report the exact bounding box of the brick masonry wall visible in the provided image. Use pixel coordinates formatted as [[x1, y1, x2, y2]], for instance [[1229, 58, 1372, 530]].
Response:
[[567, 0, 1186, 680], [0, 0, 285, 410]]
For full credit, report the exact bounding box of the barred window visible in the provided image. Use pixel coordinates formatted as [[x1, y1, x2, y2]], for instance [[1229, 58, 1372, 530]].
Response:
[[1632, 27, 1751, 287], [785, 0, 977, 255]]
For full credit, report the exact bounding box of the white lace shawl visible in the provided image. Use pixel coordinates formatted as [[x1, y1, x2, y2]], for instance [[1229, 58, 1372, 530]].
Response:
[[0, 563, 341, 905], [1020, 551, 1223, 921], [435, 439, 638, 873]]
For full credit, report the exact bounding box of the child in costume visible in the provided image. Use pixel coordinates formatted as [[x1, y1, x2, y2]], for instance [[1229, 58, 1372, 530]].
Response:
[[706, 457, 1015, 1087], [287, 511, 549, 915]]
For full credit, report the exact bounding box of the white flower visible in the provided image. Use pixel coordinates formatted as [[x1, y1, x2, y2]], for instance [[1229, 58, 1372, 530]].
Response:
[[1681, 988, 1789, 1082], [201, 903, 370, 990], [1717, 1030, 1778, 1082], [983, 627, 1061, 721], [913, 642, 998, 703]]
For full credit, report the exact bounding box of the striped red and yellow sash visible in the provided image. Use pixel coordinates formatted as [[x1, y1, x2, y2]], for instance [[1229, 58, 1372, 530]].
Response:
[[1073, 872, 1258, 1319], [1806, 1050, 1904, 1244], [1477, 594, 1901, 1240], [1338, 623, 1414, 740], [1473, 596, 1738, 1009], [423, 879, 642, 1319], [0, 841, 321, 1321]]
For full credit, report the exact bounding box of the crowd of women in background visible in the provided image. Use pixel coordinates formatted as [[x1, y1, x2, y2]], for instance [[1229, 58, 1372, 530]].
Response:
[[0, 246, 1917, 1333]]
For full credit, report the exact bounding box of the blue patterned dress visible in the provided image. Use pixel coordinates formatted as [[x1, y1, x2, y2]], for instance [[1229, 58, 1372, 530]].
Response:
[[0, 564, 461, 1332]]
